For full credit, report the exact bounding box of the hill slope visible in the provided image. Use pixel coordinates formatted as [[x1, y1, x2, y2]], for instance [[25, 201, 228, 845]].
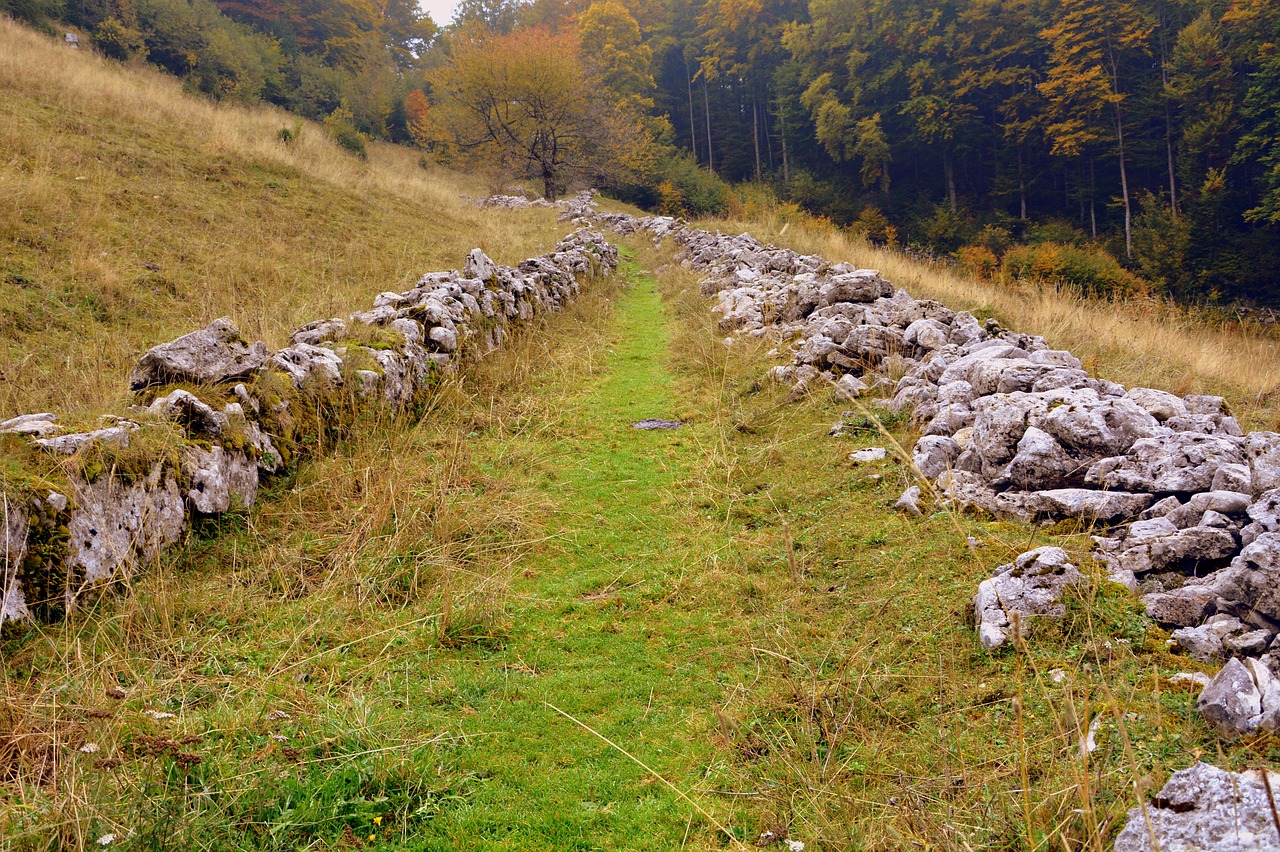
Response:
[[0, 18, 563, 421]]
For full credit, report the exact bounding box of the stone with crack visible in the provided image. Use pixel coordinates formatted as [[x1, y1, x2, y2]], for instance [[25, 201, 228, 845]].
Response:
[[974, 547, 1082, 651], [129, 317, 270, 390], [1113, 761, 1280, 851]]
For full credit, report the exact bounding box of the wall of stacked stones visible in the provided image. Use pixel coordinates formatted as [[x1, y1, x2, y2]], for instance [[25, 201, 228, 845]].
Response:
[[571, 207, 1280, 845], [0, 226, 618, 629]]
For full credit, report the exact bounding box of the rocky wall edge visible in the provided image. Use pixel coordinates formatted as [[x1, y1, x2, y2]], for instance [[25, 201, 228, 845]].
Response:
[[0, 228, 619, 631]]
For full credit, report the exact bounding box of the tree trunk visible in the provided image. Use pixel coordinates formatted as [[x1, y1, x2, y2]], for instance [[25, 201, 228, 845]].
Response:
[[1115, 102, 1133, 257], [1158, 19, 1178, 219], [780, 106, 790, 184], [944, 150, 957, 212], [703, 80, 714, 172], [685, 55, 698, 165], [1089, 159, 1097, 239], [747, 89, 757, 180], [1017, 146, 1027, 220]]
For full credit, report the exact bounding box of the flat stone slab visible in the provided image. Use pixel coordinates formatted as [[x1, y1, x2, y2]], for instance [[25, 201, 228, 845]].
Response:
[[633, 419, 683, 430]]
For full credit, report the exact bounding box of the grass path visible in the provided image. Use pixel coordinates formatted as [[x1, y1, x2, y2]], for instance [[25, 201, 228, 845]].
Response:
[[410, 258, 755, 849]]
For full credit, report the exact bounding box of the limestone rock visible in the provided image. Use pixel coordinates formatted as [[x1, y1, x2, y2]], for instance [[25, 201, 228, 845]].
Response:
[[1088, 433, 1244, 494], [895, 485, 923, 517], [1124, 387, 1189, 422], [1196, 658, 1264, 737], [1, 499, 31, 626], [1144, 584, 1218, 626], [1113, 762, 1280, 851], [1022, 489, 1152, 524], [0, 413, 59, 437], [912, 435, 960, 480], [67, 463, 185, 589], [183, 442, 259, 516], [129, 317, 270, 390], [974, 547, 1082, 650], [1211, 533, 1280, 623]]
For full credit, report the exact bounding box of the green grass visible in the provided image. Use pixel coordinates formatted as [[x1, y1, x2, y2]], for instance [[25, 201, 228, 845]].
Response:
[[3, 244, 1276, 851]]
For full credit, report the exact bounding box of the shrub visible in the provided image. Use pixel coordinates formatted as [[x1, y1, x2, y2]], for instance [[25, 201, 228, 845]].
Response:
[[956, 245, 999, 280], [852, 206, 897, 246], [324, 106, 367, 160], [1001, 242, 1147, 297], [93, 16, 147, 60], [656, 180, 683, 215]]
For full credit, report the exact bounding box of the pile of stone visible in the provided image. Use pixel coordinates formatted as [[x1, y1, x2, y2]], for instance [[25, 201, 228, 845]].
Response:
[[476, 194, 555, 210], [0, 229, 618, 628], [574, 210, 1280, 743]]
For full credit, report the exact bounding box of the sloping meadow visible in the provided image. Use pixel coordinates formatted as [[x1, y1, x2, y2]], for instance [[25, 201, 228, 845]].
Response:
[[1, 224, 617, 629]]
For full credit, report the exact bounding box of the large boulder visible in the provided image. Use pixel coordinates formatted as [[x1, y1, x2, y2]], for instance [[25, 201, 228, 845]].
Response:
[[129, 317, 270, 390], [1212, 532, 1280, 623], [1113, 762, 1280, 851], [1088, 433, 1245, 494]]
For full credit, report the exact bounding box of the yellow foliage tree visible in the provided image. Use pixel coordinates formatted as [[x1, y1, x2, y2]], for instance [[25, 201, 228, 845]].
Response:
[[425, 25, 655, 198]]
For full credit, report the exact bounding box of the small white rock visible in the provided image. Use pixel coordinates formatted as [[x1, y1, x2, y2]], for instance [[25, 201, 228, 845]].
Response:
[[79, 743, 99, 754], [849, 447, 886, 463]]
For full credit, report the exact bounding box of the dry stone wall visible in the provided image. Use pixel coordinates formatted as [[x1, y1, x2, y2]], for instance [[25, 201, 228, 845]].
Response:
[[0, 228, 618, 629], [569, 203, 1280, 845]]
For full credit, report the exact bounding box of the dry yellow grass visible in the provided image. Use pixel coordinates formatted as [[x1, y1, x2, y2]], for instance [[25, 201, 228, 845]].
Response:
[[0, 18, 563, 421], [703, 209, 1280, 430]]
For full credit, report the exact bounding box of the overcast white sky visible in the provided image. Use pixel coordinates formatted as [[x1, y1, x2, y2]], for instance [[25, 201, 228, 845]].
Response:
[[419, 0, 458, 26]]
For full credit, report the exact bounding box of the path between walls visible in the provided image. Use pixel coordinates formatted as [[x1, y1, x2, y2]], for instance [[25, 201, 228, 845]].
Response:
[[406, 255, 762, 847]]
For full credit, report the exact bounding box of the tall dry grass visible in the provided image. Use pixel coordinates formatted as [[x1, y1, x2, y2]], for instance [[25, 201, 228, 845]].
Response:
[[0, 18, 562, 421], [703, 209, 1280, 429]]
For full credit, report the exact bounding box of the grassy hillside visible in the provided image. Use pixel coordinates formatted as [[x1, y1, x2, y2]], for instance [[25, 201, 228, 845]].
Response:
[[0, 18, 564, 422], [2, 16, 1278, 852]]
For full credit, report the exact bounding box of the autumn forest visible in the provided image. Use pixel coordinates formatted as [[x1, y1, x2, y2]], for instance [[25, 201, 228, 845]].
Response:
[[7, 0, 1280, 303]]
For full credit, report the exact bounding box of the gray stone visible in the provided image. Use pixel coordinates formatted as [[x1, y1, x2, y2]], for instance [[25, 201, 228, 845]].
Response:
[[817, 271, 893, 305], [35, 425, 134, 455], [995, 426, 1078, 490], [849, 447, 886, 463], [1172, 624, 1225, 662], [66, 463, 186, 589], [895, 485, 923, 517], [1211, 533, 1280, 623], [1124, 387, 1189, 422], [1143, 584, 1217, 626], [1212, 462, 1253, 494], [129, 317, 270, 390], [269, 343, 344, 388], [0, 413, 59, 437], [146, 389, 227, 437], [1225, 629, 1273, 657], [903, 318, 949, 351], [463, 248, 497, 282], [1245, 432, 1280, 495], [832, 374, 868, 401], [182, 446, 258, 515], [1138, 495, 1183, 520], [974, 547, 1082, 650], [1196, 658, 1263, 736], [1, 498, 31, 626], [1023, 489, 1153, 524], [912, 435, 960, 480], [1088, 433, 1245, 494], [1113, 762, 1280, 851]]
